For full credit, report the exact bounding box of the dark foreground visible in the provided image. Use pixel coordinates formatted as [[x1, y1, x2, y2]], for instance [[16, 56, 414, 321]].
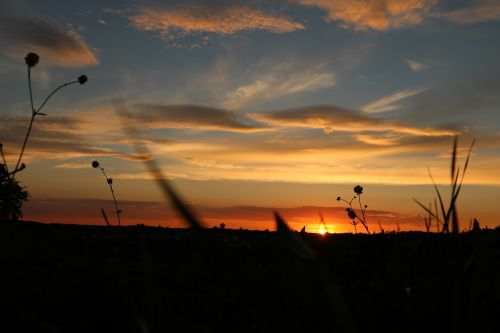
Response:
[[0, 221, 498, 333]]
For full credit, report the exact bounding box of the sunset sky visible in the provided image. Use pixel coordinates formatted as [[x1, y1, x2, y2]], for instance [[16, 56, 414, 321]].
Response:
[[1, 0, 500, 232]]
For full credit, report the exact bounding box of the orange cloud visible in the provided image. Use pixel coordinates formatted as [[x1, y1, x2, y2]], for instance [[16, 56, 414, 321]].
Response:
[[0, 116, 146, 161], [0, 17, 98, 67], [248, 105, 457, 136], [129, 4, 305, 36], [124, 104, 269, 133], [297, 0, 436, 31]]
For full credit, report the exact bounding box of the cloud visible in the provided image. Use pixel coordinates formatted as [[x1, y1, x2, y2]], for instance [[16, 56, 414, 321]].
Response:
[[54, 162, 92, 169], [405, 59, 426, 72], [249, 105, 457, 136], [434, 0, 500, 23], [128, 4, 305, 38], [296, 0, 436, 31], [0, 116, 147, 161], [124, 104, 268, 133], [0, 17, 98, 67], [362, 88, 425, 113], [224, 64, 335, 109]]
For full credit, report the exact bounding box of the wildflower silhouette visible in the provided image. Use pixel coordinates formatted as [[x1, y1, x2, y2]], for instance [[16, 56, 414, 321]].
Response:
[[92, 160, 122, 226], [0, 52, 87, 220], [337, 185, 370, 234], [12, 52, 88, 181]]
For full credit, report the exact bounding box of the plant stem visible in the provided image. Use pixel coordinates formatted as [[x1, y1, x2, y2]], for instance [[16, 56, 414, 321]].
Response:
[[12, 113, 35, 181], [99, 167, 121, 226], [12, 70, 78, 181], [358, 195, 369, 234], [28, 67, 35, 115], [37, 81, 78, 115]]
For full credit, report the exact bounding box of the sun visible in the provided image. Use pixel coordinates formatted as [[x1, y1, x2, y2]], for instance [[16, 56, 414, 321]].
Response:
[[318, 224, 327, 235]]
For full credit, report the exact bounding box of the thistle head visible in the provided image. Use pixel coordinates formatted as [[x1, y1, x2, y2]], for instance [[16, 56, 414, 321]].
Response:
[[25, 52, 39, 67], [107, 178, 113, 184], [91, 160, 99, 168], [78, 75, 88, 85]]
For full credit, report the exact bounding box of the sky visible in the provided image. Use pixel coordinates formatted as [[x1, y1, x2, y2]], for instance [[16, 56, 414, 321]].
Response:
[[1, 0, 500, 233]]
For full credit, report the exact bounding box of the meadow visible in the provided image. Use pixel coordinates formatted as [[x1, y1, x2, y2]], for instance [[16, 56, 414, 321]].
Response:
[[0, 221, 498, 332]]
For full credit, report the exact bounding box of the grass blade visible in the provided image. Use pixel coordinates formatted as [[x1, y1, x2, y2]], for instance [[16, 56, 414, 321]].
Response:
[[101, 208, 110, 226], [145, 158, 203, 229], [451, 136, 457, 184], [446, 139, 475, 224], [413, 198, 440, 221], [275, 211, 314, 260], [427, 168, 447, 229], [114, 99, 204, 229]]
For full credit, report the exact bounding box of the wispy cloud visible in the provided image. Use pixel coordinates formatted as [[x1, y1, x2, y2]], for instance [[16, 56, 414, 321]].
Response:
[[54, 162, 93, 169], [433, 0, 500, 23], [124, 104, 269, 133], [0, 17, 98, 67], [362, 88, 425, 114], [128, 4, 304, 39], [405, 59, 426, 72], [0, 116, 147, 161], [249, 105, 456, 136], [224, 63, 335, 109], [296, 0, 436, 31]]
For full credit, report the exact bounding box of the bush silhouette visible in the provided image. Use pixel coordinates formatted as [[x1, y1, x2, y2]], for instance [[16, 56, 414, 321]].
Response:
[[0, 163, 29, 220]]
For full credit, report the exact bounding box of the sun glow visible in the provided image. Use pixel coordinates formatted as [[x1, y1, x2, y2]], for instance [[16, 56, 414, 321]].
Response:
[[318, 224, 327, 235]]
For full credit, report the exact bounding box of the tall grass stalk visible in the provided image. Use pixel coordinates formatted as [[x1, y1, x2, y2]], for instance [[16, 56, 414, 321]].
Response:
[[414, 136, 475, 234]]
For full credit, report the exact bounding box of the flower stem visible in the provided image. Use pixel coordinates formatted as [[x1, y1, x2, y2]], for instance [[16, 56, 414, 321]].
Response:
[[12, 113, 35, 181], [37, 81, 78, 115], [358, 195, 370, 234], [28, 67, 35, 115], [12, 78, 78, 181], [99, 167, 121, 226]]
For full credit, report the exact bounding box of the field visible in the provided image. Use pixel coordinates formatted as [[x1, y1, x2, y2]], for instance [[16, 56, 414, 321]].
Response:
[[0, 221, 498, 332]]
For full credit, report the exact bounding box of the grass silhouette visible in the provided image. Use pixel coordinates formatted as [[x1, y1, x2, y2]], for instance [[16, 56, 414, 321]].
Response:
[[414, 136, 475, 233]]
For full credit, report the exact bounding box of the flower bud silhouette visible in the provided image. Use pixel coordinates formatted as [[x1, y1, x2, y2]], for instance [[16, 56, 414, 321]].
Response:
[[78, 75, 88, 85], [92, 160, 99, 168], [354, 185, 363, 195], [25, 52, 39, 67]]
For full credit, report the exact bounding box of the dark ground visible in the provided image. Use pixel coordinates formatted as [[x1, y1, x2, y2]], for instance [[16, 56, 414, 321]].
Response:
[[0, 221, 498, 332]]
